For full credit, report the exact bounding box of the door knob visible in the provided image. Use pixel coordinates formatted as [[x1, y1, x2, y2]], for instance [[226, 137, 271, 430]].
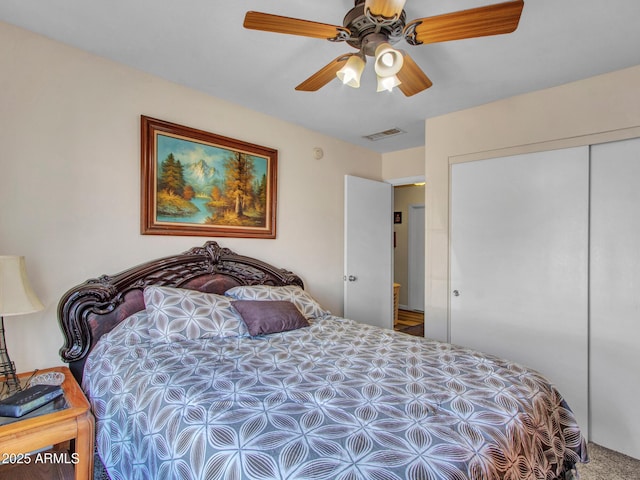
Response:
[[348, 275, 357, 282]]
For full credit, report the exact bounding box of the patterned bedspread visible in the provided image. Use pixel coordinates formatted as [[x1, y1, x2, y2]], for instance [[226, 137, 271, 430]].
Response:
[[84, 313, 588, 480]]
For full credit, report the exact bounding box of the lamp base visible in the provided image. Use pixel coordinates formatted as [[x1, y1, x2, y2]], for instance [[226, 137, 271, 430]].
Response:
[[0, 316, 22, 397]]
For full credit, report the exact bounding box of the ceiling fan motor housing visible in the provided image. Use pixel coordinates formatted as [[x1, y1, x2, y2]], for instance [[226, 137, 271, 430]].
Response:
[[344, 1, 406, 55]]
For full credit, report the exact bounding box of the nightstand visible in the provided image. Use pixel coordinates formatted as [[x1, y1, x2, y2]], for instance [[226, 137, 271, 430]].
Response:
[[0, 366, 94, 480]]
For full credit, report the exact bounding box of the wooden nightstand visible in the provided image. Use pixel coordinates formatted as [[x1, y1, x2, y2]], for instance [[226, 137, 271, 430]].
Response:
[[0, 366, 94, 480]]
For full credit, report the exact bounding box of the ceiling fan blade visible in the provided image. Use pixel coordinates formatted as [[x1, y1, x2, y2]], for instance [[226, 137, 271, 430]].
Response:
[[397, 53, 433, 97], [295, 54, 354, 92], [244, 11, 349, 40], [365, 0, 406, 19], [405, 0, 524, 45]]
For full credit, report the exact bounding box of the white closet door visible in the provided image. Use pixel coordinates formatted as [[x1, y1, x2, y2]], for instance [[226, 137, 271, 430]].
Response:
[[450, 147, 589, 435], [590, 137, 640, 459]]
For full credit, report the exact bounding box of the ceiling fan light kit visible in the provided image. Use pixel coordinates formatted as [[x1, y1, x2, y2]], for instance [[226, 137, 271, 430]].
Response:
[[337, 54, 366, 88], [244, 0, 524, 96], [377, 74, 402, 93], [374, 42, 404, 77]]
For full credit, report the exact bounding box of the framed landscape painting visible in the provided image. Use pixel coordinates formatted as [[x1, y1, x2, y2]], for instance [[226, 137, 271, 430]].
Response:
[[141, 116, 277, 238]]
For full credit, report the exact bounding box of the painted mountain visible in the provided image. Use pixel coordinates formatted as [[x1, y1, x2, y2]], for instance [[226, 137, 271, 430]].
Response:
[[184, 158, 222, 196]]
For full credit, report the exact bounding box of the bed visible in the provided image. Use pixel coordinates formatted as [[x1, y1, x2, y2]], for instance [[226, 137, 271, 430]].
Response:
[[58, 241, 588, 480]]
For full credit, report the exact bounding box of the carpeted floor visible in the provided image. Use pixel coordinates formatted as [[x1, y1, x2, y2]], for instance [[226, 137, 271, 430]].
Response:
[[578, 442, 640, 479]]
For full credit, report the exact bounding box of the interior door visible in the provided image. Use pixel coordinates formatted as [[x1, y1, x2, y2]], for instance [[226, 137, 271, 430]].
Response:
[[344, 175, 393, 329], [450, 147, 590, 435], [590, 137, 640, 459]]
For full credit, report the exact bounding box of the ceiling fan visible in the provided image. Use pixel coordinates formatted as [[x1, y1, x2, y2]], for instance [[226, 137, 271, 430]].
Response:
[[244, 0, 524, 96]]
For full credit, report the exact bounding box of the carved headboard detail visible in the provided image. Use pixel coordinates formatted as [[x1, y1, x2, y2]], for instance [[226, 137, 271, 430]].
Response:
[[58, 241, 303, 382]]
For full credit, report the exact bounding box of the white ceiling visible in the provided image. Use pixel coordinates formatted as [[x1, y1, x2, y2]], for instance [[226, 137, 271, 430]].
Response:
[[2, 0, 640, 153]]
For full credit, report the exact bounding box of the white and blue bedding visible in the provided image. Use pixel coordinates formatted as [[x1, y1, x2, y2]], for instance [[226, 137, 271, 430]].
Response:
[[83, 288, 587, 480]]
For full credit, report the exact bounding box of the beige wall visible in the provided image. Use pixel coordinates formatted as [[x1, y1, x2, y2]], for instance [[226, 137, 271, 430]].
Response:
[[425, 64, 640, 341], [382, 146, 425, 181], [0, 21, 386, 372]]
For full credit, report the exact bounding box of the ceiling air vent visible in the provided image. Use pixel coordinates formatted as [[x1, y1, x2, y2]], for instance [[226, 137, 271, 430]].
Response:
[[363, 128, 406, 141]]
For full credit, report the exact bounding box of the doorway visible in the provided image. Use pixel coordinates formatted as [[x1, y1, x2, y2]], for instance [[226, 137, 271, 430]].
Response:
[[392, 182, 425, 336]]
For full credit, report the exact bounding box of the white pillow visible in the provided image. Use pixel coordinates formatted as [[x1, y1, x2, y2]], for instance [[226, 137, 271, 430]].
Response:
[[143, 285, 248, 343], [225, 285, 330, 319]]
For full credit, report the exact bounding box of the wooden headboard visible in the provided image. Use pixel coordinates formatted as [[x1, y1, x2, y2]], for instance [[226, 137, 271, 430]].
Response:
[[58, 241, 303, 382]]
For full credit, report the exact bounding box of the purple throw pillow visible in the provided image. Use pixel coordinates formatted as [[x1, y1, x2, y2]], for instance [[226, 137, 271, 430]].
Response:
[[232, 300, 309, 336]]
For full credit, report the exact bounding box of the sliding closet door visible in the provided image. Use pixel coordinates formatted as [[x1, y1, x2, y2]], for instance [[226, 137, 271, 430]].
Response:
[[450, 147, 589, 434], [590, 137, 640, 459]]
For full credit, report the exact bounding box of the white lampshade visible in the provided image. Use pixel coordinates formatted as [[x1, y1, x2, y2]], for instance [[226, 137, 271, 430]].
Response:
[[337, 55, 366, 88], [374, 43, 404, 78], [0, 256, 44, 316], [377, 74, 402, 92], [365, 0, 406, 19]]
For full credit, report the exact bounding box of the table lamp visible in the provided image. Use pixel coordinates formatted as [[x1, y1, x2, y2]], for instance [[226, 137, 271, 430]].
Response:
[[0, 256, 44, 395]]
